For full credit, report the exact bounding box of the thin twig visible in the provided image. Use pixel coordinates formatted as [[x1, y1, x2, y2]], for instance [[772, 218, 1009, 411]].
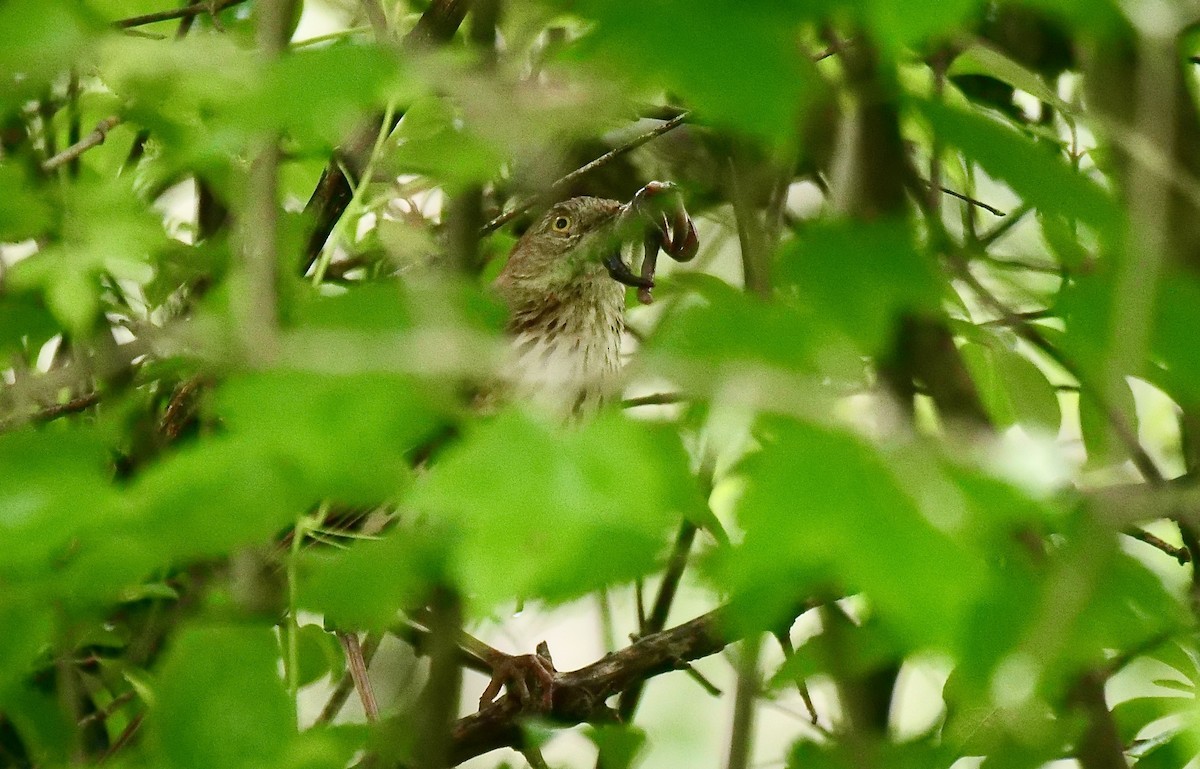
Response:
[[41, 116, 122, 173], [614, 521, 698, 722], [115, 0, 250, 29], [978, 203, 1033, 247], [621, 392, 684, 408], [925, 181, 1006, 217], [480, 112, 691, 235], [1124, 527, 1191, 564], [78, 691, 136, 727], [338, 632, 381, 721], [99, 713, 143, 764], [317, 633, 381, 724], [774, 632, 819, 725]]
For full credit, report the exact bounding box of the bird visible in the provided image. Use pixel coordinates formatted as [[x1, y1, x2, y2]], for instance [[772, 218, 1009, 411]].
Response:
[[470, 184, 698, 709], [492, 185, 697, 418]]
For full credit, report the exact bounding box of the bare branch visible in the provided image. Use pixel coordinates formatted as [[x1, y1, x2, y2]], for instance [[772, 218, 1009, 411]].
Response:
[[480, 112, 692, 235], [318, 633, 381, 724], [41, 116, 122, 173], [430, 599, 817, 765], [115, 0, 250, 29], [338, 632, 381, 721]]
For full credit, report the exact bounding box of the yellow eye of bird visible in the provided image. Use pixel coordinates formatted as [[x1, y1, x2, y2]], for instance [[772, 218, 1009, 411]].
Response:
[[552, 215, 571, 232]]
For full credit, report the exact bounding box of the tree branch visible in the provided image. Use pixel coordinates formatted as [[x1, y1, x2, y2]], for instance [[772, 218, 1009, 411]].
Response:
[[300, 0, 471, 273], [480, 112, 691, 235], [115, 0, 250, 29], [427, 600, 815, 765], [41, 116, 122, 173]]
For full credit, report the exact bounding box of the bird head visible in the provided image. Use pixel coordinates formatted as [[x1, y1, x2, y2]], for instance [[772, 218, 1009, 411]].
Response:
[[493, 196, 650, 307]]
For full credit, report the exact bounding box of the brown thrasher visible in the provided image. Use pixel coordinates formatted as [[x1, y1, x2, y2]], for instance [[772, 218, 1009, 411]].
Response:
[[467, 183, 698, 709], [493, 184, 698, 418]]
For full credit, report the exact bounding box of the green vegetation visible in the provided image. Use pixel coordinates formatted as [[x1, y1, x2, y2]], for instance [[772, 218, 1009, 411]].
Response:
[[3, 1, 1200, 768]]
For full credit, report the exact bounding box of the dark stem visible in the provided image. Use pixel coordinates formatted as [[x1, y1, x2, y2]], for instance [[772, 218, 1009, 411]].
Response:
[[115, 0, 250, 29], [614, 520, 698, 722], [724, 635, 762, 769], [480, 112, 691, 235]]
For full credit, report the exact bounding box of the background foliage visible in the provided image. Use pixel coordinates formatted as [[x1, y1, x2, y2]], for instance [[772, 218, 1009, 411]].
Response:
[[4, 1, 1200, 768]]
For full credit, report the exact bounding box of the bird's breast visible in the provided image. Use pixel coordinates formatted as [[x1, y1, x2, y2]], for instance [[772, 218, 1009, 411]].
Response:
[[504, 282, 626, 417]]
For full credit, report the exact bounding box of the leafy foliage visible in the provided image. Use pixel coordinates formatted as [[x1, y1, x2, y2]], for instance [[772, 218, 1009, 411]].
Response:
[[3, 1, 1200, 769]]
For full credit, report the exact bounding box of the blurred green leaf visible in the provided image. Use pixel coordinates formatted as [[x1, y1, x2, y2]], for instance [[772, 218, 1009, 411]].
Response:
[[1078, 376, 1136, 467], [0, 428, 117, 576], [949, 40, 1074, 121], [961, 338, 1060, 432], [720, 418, 985, 642], [408, 409, 694, 609], [0, 291, 58, 359], [389, 97, 505, 190], [0, 0, 98, 109], [562, 0, 815, 143], [300, 523, 449, 631], [0, 165, 53, 242], [648, 274, 852, 380], [148, 625, 295, 769], [778, 219, 945, 354], [295, 624, 343, 688], [214, 370, 439, 505], [253, 43, 412, 151], [0, 602, 54, 700], [588, 724, 647, 769]]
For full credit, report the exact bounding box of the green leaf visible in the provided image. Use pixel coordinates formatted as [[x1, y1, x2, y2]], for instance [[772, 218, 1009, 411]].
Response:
[[961, 338, 1060, 432], [719, 418, 985, 643], [0, 601, 54, 700], [961, 341, 1016, 427], [778, 219, 945, 354], [0, 0, 98, 110], [0, 291, 58, 360], [949, 41, 1074, 121], [299, 524, 448, 631], [588, 724, 647, 769], [646, 274, 861, 387], [252, 43, 412, 150], [0, 428, 117, 577], [388, 97, 505, 190], [866, 0, 981, 52], [295, 624, 343, 688], [214, 370, 439, 505], [148, 625, 295, 769], [0, 165, 53, 241], [408, 410, 693, 609], [562, 0, 817, 143], [1078, 377, 1136, 467], [123, 437, 307, 564], [917, 100, 1119, 231]]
